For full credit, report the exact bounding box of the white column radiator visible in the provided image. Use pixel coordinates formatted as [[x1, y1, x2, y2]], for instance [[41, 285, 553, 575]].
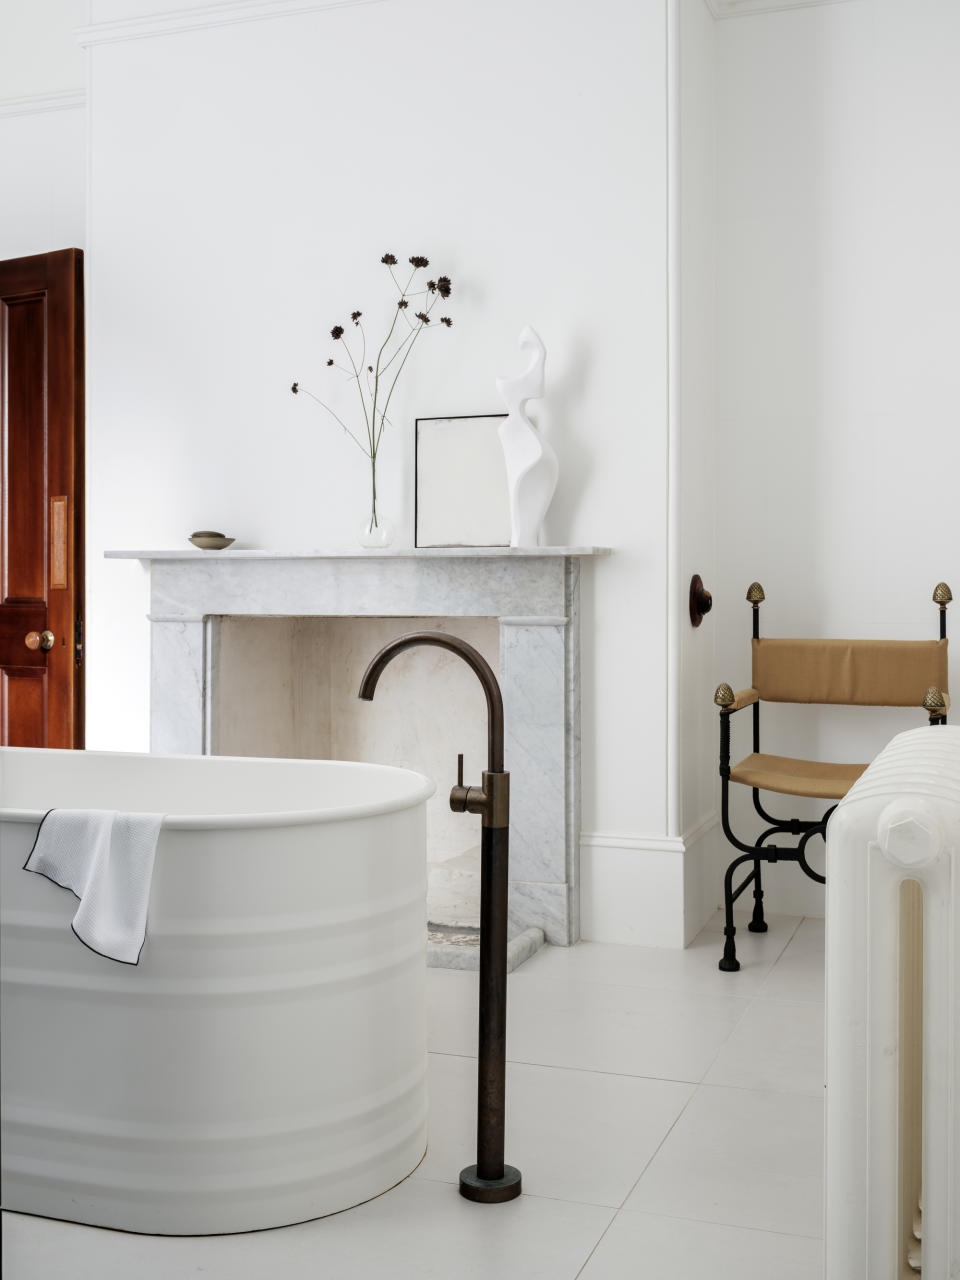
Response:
[[825, 726, 960, 1279]]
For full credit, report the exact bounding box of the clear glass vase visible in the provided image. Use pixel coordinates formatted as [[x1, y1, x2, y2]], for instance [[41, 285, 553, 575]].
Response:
[[357, 457, 393, 548]]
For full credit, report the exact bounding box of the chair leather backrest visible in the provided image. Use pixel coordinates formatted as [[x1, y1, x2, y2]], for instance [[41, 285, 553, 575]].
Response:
[[752, 637, 948, 706]]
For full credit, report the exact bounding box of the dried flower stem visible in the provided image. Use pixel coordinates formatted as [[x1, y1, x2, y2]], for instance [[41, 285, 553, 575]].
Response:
[[338, 335, 373, 452], [376, 328, 424, 453], [293, 254, 455, 492], [293, 384, 369, 455]]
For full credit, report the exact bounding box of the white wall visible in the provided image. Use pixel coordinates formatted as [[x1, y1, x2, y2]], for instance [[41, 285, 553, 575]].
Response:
[[0, 107, 85, 259], [0, 0, 86, 99], [712, 0, 960, 918], [80, 0, 675, 937], [0, 0, 86, 260]]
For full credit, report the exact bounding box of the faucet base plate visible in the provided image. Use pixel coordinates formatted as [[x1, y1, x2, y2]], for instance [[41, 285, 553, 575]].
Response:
[[458, 1164, 522, 1203]]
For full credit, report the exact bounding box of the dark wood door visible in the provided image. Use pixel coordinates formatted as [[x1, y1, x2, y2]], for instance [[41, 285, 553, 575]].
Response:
[[0, 249, 84, 748]]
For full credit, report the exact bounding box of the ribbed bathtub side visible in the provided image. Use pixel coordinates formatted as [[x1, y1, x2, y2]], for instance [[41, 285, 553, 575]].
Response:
[[0, 803, 429, 1234]]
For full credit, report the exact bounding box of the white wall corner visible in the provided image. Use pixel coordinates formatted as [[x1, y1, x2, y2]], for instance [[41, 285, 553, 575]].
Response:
[[75, 0, 387, 46], [665, 0, 682, 843], [681, 813, 720, 943], [0, 91, 86, 119]]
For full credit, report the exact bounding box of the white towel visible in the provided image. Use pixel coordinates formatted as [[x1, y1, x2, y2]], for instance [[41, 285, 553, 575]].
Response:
[[24, 809, 165, 965]]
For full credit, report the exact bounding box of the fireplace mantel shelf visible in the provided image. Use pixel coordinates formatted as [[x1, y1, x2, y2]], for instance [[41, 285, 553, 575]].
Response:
[[106, 546, 610, 561]]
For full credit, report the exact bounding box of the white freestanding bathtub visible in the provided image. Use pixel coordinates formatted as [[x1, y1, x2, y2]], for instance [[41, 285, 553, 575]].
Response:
[[0, 747, 434, 1235]]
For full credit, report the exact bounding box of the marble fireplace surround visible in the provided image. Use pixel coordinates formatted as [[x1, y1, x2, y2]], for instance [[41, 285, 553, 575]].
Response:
[[107, 548, 609, 946]]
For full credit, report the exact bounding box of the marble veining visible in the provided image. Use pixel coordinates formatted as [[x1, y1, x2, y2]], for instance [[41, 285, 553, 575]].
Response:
[[426, 924, 545, 973], [149, 556, 571, 623], [501, 622, 568, 886]]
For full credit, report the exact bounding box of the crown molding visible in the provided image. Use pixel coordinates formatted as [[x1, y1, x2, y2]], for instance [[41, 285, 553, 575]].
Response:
[[0, 90, 86, 119], [704, 0, 857, 17], [75, 0, 386, 47]]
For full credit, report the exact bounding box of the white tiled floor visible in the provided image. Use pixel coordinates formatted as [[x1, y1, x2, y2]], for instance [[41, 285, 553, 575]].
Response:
[[1, 910, 826, 1279]]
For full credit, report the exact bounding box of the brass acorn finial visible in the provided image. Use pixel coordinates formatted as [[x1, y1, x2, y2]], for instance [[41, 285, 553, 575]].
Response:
[[933, 582, 953, 605], [923, 686, 947, 712], [714, 683, 735, 708], [745, 582, 765, 605]]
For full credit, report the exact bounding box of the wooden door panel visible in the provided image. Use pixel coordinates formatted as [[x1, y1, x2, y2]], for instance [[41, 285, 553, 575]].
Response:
[[2, 669, 47, 748], [2, 293, 47, 602], [0, 603, 47, 668], [0, 249, 84, 748]]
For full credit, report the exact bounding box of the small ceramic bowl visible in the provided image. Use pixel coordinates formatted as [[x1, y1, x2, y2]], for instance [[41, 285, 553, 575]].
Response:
[[189, 531, 235, 550]]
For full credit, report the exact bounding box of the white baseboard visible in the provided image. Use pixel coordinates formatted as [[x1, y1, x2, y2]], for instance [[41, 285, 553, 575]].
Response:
[[580, 816, 719, 949], [580, 841, 683, 947]]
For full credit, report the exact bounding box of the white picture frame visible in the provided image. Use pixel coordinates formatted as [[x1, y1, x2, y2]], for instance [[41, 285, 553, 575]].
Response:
[[415, 415, 511, 548]]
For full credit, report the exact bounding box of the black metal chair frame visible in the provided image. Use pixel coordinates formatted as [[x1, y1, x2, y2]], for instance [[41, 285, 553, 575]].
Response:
[[716, 584, 950, 973]]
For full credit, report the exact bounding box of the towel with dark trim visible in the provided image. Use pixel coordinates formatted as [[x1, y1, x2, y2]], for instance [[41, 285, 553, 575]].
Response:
[[24, 809, 165, 965]]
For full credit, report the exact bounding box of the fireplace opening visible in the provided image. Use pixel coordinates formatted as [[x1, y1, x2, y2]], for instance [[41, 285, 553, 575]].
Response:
[[212, 614, 500, 940]]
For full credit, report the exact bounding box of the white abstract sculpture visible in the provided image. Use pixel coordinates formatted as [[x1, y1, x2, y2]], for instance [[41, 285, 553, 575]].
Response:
[[496, 326, 558, 548]]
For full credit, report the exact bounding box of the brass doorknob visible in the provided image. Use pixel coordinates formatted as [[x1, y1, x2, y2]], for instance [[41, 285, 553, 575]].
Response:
[[25, 630, 55, 652]]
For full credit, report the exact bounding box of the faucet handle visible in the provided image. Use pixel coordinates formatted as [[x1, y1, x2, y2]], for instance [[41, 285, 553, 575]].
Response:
[[450, 753, 506, 826], [450, 752, 472, 814]]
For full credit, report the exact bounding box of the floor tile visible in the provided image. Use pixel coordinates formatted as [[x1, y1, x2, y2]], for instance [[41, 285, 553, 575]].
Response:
[[428, 969, 751, 1082], [1, 1182, 614, 1280], [415, 1053, 693, 1207], [578, 1211, 824, 1280], [796, 916, 825, 939], [504, 979, 750, 1083], [623, 1085, 823, 1236], [516, 929, 795, 996], [703, 999, 825, 1096], [759, 924, 826, 1003]]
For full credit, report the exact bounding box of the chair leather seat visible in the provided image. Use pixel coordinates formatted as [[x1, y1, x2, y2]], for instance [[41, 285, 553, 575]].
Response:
[[729, 752, 868, 800]]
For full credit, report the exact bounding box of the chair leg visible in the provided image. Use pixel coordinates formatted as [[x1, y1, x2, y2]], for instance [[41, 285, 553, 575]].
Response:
[[747, 858, 768, 932], [718, 859, 741, 972]]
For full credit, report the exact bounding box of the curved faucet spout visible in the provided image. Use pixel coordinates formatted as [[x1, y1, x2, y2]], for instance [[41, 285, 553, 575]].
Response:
[[358, 630, 504, 774]]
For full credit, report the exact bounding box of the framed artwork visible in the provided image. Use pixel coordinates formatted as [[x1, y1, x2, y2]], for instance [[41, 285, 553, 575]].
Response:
[[415, 415, 511, 548]]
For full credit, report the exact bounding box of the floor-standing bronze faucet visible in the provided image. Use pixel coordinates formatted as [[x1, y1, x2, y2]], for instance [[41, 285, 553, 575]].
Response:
[[359, 630, 522, 1204]]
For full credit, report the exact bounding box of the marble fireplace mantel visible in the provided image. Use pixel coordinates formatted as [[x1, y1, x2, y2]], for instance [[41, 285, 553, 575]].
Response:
[[107, 547, 610, 945]]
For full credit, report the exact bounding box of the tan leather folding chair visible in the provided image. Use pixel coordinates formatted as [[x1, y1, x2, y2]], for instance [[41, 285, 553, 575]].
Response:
[[713, 582, 951, 972]]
